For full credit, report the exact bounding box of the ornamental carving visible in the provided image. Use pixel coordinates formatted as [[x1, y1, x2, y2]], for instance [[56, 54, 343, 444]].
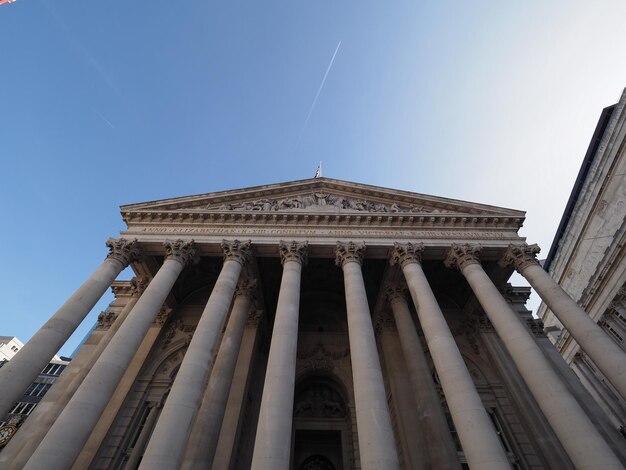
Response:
[[221, 239, 252, 266], [235, 278, 258, 299], [279, 241, 308, 265], [294, 383, 346, 419], [164, 239, 199, 266], [374, 310, 396, 335], [106, 238, 140, 266], [384, 284, 408, 305], [444, 243, 482, 270], [207, 192, 436, 214], [153, 306, 173, 326], [246, 309, 263, 327], [335, 241, 366, 267], [390, 242, 424, 267], [499, 243, 541, 271], [130, 277, 148, 297], [96, 311, 116, 330], [297, 342, 350, 361]]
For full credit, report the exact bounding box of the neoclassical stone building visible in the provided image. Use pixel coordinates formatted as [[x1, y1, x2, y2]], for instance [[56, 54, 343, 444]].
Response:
[[538, 89, 626, 439], [0, 178, 625, 470]]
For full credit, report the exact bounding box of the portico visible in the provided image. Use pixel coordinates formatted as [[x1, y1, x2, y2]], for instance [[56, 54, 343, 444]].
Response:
[[2, 178, 625, 469]]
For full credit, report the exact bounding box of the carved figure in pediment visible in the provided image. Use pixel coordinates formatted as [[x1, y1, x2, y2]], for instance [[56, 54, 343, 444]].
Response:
[[206, 192, 447, 214]]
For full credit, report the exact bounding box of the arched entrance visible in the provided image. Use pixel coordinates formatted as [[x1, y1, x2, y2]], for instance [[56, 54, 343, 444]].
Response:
[[299, 454, 337, 470], [292, 376, 349, 470]]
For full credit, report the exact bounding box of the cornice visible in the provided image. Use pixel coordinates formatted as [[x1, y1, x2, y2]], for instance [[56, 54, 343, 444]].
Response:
[[121, 209, 524, 231]]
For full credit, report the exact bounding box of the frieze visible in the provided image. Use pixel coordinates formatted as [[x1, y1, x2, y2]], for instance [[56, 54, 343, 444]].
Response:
[[206, 192, 436, 214], [133, 226, 517, 240]]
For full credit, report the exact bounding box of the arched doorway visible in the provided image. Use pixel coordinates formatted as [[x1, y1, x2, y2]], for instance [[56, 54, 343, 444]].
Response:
[[299, 454, 337, 470], [292, 376, 349, 470]]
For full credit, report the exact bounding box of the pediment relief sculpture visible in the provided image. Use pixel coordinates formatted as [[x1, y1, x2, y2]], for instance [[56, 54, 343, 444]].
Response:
[[206, 192, 438, 214]]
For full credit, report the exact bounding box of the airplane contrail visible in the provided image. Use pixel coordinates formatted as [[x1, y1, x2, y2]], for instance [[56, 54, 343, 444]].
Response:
[[302, 40, 342, 131]]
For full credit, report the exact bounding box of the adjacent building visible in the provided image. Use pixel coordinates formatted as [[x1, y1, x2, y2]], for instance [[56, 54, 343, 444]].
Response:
[[0, 178, 625, 469], [538, 89, 626, 438], [0, 337, 69, 448]]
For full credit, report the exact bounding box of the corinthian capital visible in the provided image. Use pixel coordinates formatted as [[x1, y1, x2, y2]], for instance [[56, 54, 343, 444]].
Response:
[[106, 238, 140, 266], [235, 278, 258, 299], [279, 241, 308, 265], [384, 284, 408, 305], [222, 239, 252, 266], [335, 241, 366, 267], [499, 243, 541, 271], [164, 239, 199, 267], [390, 242, 424, 267], [444, 243, 481, 270]]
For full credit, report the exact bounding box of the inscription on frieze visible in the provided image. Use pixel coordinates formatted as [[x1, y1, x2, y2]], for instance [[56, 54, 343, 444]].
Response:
[[134, 226, 515, 239]]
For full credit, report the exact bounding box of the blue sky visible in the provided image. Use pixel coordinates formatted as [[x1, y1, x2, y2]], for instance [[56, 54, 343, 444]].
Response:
[[1, 1, 626, 356]]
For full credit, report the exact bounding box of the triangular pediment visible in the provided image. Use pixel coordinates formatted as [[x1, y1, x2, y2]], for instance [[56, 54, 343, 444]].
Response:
[[121, 177, 524, 219]]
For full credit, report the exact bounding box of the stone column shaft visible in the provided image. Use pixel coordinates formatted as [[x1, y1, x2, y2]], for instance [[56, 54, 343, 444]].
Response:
[[0, 279, 146, 470], [387, 290, 461, 470], [181, 285, 255, 469], [140, 240, 250, 470], [251, 241, 307, 470], [212, 315, 261, 469], [458, 254, 623, 469], [337, 242, 400, 470], [0, 238, 139, 418], [502, 244, 626, 399], [24, 240, 196, 470], [393, 244, 511, 470]]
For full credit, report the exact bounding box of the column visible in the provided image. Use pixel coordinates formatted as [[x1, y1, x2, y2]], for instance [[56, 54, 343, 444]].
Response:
[[0, 238, 140, 418], [448, 243, 623, 469], [140, 240, 251, 470], [251, 241, 307, 470], [24, 239, 198, 470], [393, 242, 511, 470], [336, 241, 400, 470], [212, 309, 263, 469], [0, 277, 147, 470], [501, 243, 626, 399], [384, 283, 461, 470], [181, 279, 257, 469]]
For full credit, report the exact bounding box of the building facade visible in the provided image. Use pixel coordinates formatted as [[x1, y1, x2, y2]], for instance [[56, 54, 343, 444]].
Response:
[[0, 338, 69, 448], [538, 89, 626, 438], [0, 178, 625, 469]]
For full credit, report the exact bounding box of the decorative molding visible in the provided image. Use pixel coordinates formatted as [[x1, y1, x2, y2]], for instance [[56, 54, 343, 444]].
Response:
[[444, 243, 482, 270], [106, 238, 140, 266], [96, 311, 116, 330], [279, 240, 308, 265], [335, 241, 366, 267], [163, 239, 199, 266], [297, 341, 350, 361], [130, 277, 149, 297], [373, 310, 396, 335], [221, 239, 252, 266], [205, 192, 436, 214], [245, 309, 263, 327], [390, 242, 424, 267], [499, 243, 541, 271], [161, 318, 195, 349], [153, 306, 173, 326], [235, 278, 258, 299], [384, 284, 408, 305]]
